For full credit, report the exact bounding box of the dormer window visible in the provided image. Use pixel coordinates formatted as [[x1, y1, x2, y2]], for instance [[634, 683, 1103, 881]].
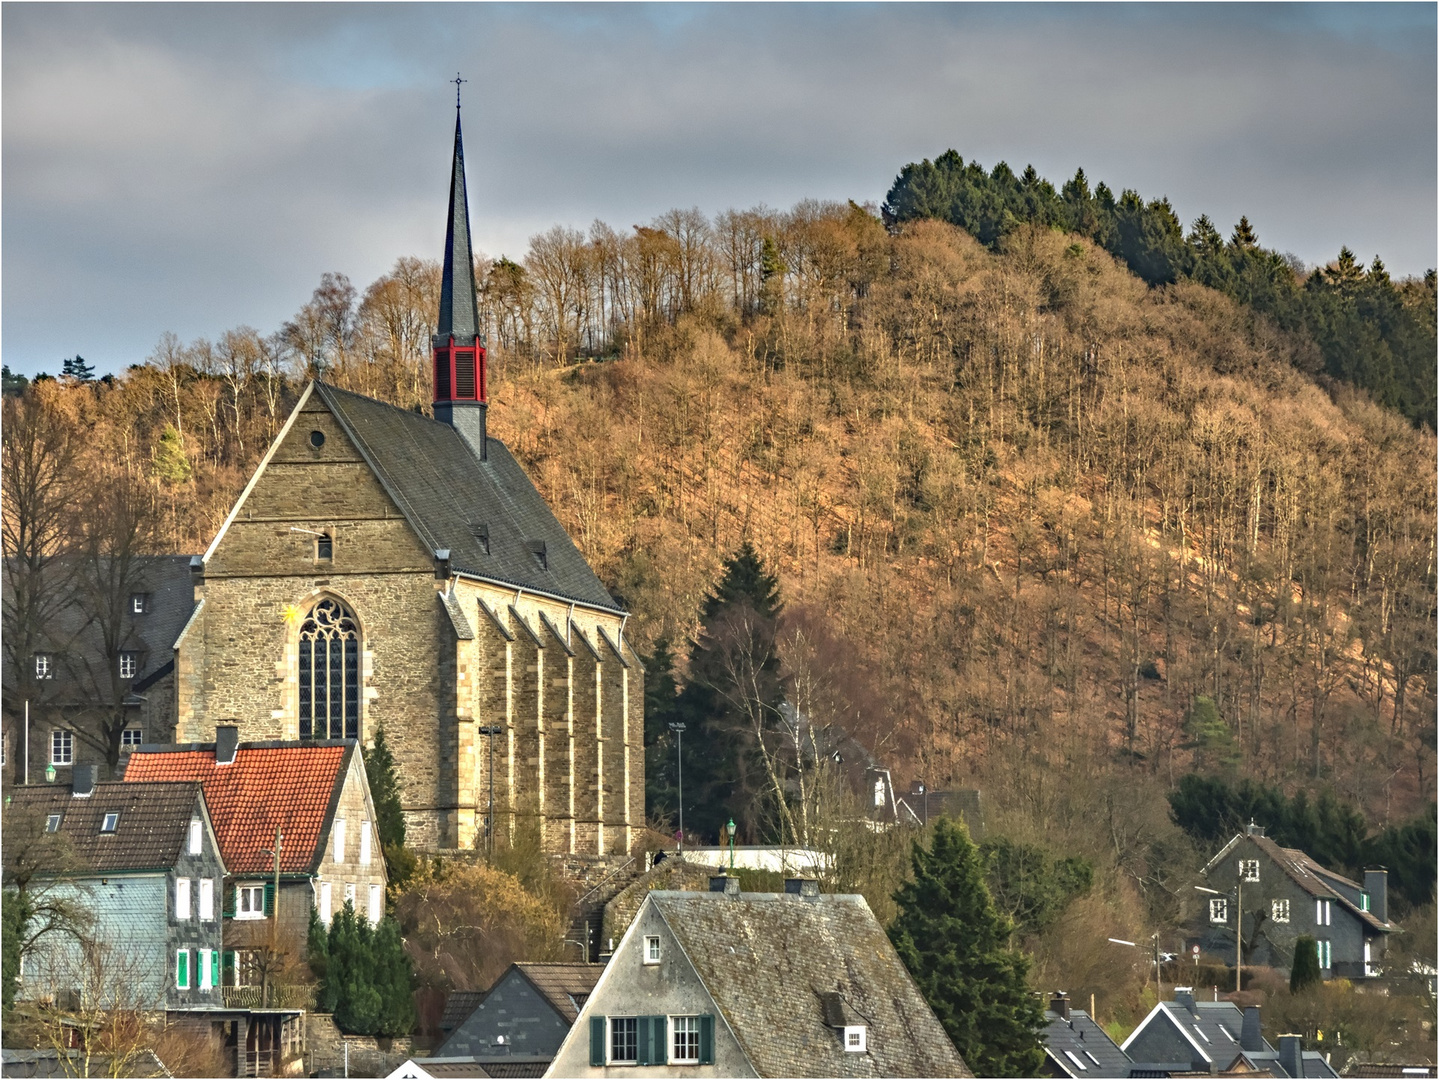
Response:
[[471, 523, 490, 555], [130, 593, 149, 615], [34, 653, 54, 680], [100, 813, 119, 833], [528, 540, 547, 571], [843, 1025, 867, 1053], [316, 533, 333, 561], [119, 652, 140, 680]]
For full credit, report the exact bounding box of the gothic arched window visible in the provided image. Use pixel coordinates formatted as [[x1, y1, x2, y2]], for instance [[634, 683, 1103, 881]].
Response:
[[298, 598, 360, 741]]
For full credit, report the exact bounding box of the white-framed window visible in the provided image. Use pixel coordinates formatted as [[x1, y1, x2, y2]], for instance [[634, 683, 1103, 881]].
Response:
[[1315, 898, 1332, 926], [344, 882, 356, 910], [120, 728, 143, 751], [644, 936, 661, 964], [1360, 892, 1370, 912], [199, 948, 214, 991], [1239, 859, 1260, 882], [1064, 1049, 1089, 1071], [1209, 898, 1228, 923], [319, 881, 332, 925], [609, 1017, 639, 1065], [100, 812, 119, 833], [671, 1016, 700, 1063], [45, 814, 61, 833], [844, 1025, 868, 1053], [1317, 939, 1332, 969], [236, 884, 266, 919], [50, 730, 72, 765], [333, 818, 346, 864], [368, 883, 382, 926], [873, 779, 885, 808], [176, 949, 190, 989], [1272, 899, 1290, 923], [188, 819, 202, 855], [199, 878, 214, 921], [118, 652, 140, 679], [176, 878, 191, 920], [1363, 940, 1376, 976], [359, 821, 372, 865], [34, 653, 54, 680], [130, 593, 148, 615]]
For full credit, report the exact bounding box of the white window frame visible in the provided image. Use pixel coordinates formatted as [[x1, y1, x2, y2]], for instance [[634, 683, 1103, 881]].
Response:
[[319, 881, 332, 925], [1317, 939, 1332, 969], [50, 730, 72, 765], [359, 821, 372, 866], [1360, 892, 1370, 912], [188, 819, 202, 855], [344, 882, 356, 910], [608, 1016, 639, 1065], [1363, 940, 1375, 976], [100, 812, 119, 833], [45, 814, 61, 833], [1316, 898, 1332, 926], [199, 878, 214, 921], [368, 883, 382, 926], [199, 948, 214, 991], [644, 935, 662, 964], [333, 818, 346, 864], [35, 654, 54, 680], [1064, 1049, 1089, 1071], [130, 593, 147, 615], [235, 884, 266, 920], [671, 1015, 700, 1064], [118, 652, 139, 679], [120, 728, 143, 751], [175, 878, 191, 920], [1239, 859, 1260, 882], [844, 1025, 868, 1053], [1209, 898, 1228, 923], [1272, 898, 1290, 923]]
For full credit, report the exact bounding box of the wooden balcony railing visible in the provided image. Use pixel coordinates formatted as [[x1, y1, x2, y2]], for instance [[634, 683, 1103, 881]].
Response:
[[221, 984, 315, 1010]]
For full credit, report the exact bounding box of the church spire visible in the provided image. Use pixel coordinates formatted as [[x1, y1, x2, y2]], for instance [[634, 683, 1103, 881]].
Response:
[[433, 76, 487, 458]]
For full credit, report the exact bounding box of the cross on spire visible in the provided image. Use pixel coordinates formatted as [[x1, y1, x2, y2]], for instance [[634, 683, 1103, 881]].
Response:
[[451, 73, 467, 110]]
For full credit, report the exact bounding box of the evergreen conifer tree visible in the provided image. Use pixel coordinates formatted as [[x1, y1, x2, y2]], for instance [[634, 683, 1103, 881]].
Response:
[[151, 424, 192, 485], [642, 638, 682, 825], [1290, 936, 1321, 994], [364, 725, 415, 886], [312, 901, 416, 1036], [61, 355, 95, 382], [889, 818, 1045, 1077]]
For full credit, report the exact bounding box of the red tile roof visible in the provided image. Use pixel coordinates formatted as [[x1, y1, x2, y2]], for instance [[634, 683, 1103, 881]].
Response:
[[123, 743, 350, 874]]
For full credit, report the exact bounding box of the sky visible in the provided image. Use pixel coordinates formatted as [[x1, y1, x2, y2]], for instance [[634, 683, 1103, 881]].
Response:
[[3, 3, 1435, 378]]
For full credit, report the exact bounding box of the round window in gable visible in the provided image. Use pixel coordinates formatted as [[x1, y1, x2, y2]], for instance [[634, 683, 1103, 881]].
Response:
[[309, 430, 326, 448]]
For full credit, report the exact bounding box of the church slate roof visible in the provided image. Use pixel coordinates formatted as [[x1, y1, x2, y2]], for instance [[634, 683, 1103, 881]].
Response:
[[122, 740, 353, 874], [314, 383, 621, 614]]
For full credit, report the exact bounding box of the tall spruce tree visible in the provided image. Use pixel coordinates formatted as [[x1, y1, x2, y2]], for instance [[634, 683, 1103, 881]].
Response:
[[310, 901, 415, 1036], [889, 818, 1045, 1077], [643, 637, 682, 827], [1290, 936, 1321, 994], [364, 725, 415, 886]]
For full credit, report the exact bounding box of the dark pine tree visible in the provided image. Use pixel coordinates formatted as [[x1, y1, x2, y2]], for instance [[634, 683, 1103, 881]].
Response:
[[643, 637, 682, 829], [889, 818, 1045, 1078], [364, 725, 415, 886], [313, 901, 416, 1037], [1290, 936, 1322, 994], [61, 355, 95, 382]]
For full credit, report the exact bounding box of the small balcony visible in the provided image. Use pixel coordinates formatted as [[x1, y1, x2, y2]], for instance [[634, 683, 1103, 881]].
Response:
[[221, 984, 315, 1010]]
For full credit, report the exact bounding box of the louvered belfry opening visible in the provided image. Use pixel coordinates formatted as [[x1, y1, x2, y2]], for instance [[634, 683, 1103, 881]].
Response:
[[455, 350, 476, 398], [435, 349, 453, 400], [298, 597, 360, 741]]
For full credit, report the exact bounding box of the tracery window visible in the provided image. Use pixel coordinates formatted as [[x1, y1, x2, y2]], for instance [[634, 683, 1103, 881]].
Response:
[[298, 598, 360, 740]]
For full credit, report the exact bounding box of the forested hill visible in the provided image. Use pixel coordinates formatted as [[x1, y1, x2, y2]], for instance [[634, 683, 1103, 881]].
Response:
[[884, 151, 1438, 428]]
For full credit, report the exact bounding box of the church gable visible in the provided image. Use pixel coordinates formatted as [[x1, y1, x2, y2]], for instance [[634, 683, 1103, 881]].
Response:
[[204, 384, 432, 578]]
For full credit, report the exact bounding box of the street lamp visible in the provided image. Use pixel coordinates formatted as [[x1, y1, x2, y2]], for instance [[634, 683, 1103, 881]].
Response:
[[477, 725, 504, 855], [1196, 884, 1242, 992], [726, 817, 737, 874], [668, 722, 686, 853], [1108, 935, 1166, 999]]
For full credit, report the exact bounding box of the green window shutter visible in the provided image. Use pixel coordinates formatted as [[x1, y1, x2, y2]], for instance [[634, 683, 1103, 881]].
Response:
[[649, 1015, 667, 1066], [589, 1017, 605, 1067], [176, 950, 189, 989], [263, 881, 276, 916], [699, 1014, 714, 1065], [637, 1018, 651, 1067]]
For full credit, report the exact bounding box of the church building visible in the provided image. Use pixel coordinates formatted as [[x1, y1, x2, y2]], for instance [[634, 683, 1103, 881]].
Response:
[[171, 106, 645, 853]]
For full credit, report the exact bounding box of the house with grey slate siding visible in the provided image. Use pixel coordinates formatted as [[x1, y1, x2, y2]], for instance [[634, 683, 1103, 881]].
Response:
[[548, 876, 970, 1079], [1122, 989, 1336, 1077], [1198, 824, 1395, 980], [7, 767, 226, 1012]]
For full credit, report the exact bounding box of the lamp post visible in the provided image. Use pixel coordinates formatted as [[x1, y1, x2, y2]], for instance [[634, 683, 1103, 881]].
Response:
[[1108, 935, 1165, 1000], [1196, 883, 1241, 992], [726, 817, 736, 874], [477, 725, 503, 855], [668, 722, 686, 853]]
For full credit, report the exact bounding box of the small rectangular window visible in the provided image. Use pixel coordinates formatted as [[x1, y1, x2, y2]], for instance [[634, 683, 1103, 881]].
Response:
[[121, 728, 143, 751], [1318, 939, 1332, 969], [45, 814, 62, 833], [176, 877, 191, 920], [34, 654, 54, 680], [644, 935, 661, 964], [130, 593, 148, 615], [333, 818, 346, 863], [320, 881, 332, 925], [1065, 1049, 1089, 1070], [199, 878, 214, 921], [359, 821, 372, 866], [100, 812, 119, 833], [50, 730, 72, 765], [236, 884, 265, 919], [176, 949, 190, 989], [1272, 899, 1290, 923], [1239, 859, 1260, 882], [189, 819, 202, 855], [344, 882, 356, 910], [671, 1016, 700, 1063], [199, 948, 213, 991], [118, 652, 140, 679], [610, 1017, 638, 1065], [1360, 893, 1370, 912], [368, 883, 382, 926], [316, 534, 333, 561], [1316, 898, 1332, 926], [1209, 898, 1228, 924]]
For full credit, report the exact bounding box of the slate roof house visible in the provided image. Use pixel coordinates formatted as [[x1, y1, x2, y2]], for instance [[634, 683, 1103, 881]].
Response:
[[123, 728, 388, 979], [167, 102, 644, 856], [1122, 989, 1336, 1078], [2, 555, 198, 786], [1199, 824, 1395, 980], [1040, 992, 1133, 1078], [435, 962, 604, 1075], [7, 769, 226, 1012], [548, 877, 971, 1078]]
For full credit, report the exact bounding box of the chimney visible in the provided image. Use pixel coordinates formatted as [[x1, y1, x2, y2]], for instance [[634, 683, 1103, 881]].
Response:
[[785, 878, 820, 898], [71, 764, 97, 798], [1364, 867, 1388, 923], [1049, 991, 1071, 1020], [1277, 1034, 1304, 1078], [1240, 1006, 1264, 1052], [189, 554, 205, 587], [709, 875, 740, 896], [1173, 987, 1197, 1015], [215, 725, 240, 766]]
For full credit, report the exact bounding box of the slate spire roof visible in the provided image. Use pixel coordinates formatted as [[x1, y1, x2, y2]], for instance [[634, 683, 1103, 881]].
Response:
[[437, 107, 480, 347]]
